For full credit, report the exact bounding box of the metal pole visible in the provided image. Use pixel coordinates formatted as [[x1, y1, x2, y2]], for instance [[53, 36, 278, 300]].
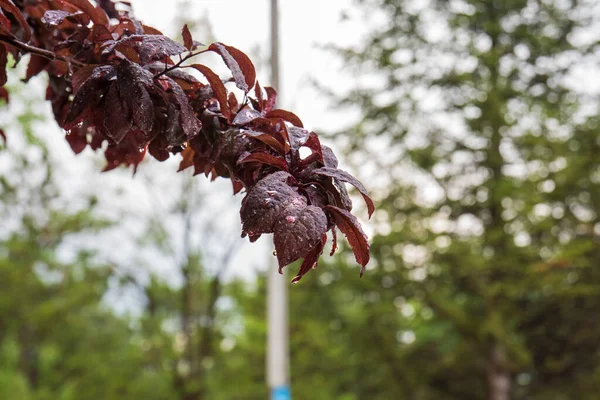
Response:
[[267, 2, 290, 399]]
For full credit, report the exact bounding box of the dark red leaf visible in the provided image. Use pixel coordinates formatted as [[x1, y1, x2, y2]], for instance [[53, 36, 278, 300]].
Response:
[[65, 124, 88, 154], [228, 92, 238, 114], [164, 76, 201, 140], [232, 179, 244, 194], [265, 109, 304, 128], [274, 205, 328, 271], [62, 0, 109, 27], [64, 65, 116, 128], [254, 81, 263, 111], [117, 61, 154, 133], [321, 145, 338, 168], [181, 24, 193, 50], [71, 65, 96, 93], [209, 42, 256, 93], [0, 0, 31, 42], [0, 86, 8, 102], [149, 137, 170, 161], [330, 227, 338, 256], [104, 83, 131, 143], [0, 9, 11, 36], [142, 24, 163, 35], [291, 234, 327, 284], [91, 24, 113, 43], [0, 128, 5, 144], [237, 151, 288, 171], [312, 167, 374, 218], [241, 129, 285, 154], [105, 34, 186, 64], [0, 43, 6, 86], [232, 106, 261, 126], [178, 146, 194, 172], [25, 55, 50, 82], [264, 86, 277, 112], [190, 64, 231, 120], [324, 205, 370, 274], [240, 171, 303, 237]]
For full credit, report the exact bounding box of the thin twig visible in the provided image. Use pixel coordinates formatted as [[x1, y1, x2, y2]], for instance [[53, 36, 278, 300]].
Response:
[[0, 35, 86, 68], [154, 49, 208, 78]]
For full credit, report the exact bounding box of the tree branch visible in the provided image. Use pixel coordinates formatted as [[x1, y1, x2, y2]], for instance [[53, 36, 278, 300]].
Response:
[[0, 35, 86, 68]]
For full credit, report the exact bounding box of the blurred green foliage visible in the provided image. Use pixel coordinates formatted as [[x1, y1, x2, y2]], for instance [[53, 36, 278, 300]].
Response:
[[1, 1, 600, 399]]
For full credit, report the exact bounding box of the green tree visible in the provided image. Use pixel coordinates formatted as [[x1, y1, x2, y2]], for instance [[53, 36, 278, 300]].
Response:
[[320, 0, 600, 399]]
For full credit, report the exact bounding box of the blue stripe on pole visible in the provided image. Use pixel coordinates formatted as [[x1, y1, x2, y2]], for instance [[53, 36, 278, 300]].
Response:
[[272, 386, 291, 400]]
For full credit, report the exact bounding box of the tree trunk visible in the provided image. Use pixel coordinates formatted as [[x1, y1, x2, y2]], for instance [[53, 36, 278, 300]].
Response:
[[487, 344, 510, 400]]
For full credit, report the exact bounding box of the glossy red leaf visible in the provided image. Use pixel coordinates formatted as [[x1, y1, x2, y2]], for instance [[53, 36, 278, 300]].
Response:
[[62, 0, 109, 27], [241, 129, 285, 154], [190, 64, 231, 120], [324, 205, 370, 274], [104, 83, 131, 143], [0, 9, 11, 36], [0, 0, 31, 42], [232, 106, 261, 126], [178, 146, 195, 172], [117, 61, 154, 133], [228, 92, 239, 113], [237, 151, 288, 171], [265, 109, 304, 128], [313, 167, 375, 218], [64, 65, 116, 128], [274, 205, 328, 270], [25, 55, 50, 82], [209, 42, 256, 93], [291, 234, 327, 284]]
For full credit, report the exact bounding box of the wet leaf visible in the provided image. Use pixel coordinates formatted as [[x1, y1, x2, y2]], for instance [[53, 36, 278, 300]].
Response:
[[291, 234, 327, 284], [241, 129, 285, 154], [25, 55, 50, 82], [0, 0, 31, 42], [105, 34, 186, 64], [232, 106, 261, 126], [64, 65, 116, 128], [237, 151, 288, 171], [190, 64, 231, 120], [41, 10, 71, 26], [325, 205, 370, 274], [265, 109, 304, 128], [117, 61, 154, 133], [240, 171, 302, 237], [61, 0, 109, 27], [274, 205, 328, 270], [104, 83, 131, 143], [209, 42, 256, 93], [312, 167, 374, 218], [178, 146, 195, 172]]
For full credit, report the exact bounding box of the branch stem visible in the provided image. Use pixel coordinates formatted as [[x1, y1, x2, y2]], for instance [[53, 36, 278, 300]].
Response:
[[0, 35, 86, 68]]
